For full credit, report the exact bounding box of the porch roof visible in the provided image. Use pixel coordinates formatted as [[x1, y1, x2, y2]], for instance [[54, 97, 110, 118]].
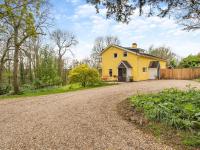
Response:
[[119, 61, 132, 68]]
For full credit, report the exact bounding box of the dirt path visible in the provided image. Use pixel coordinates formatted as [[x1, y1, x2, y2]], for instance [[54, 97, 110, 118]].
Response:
[[0, 80, 199, 150]]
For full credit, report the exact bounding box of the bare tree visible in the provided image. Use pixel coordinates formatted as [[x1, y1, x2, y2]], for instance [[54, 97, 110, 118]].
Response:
[[148, 45, 178, 67], [50, 29, 78, 82], [87, 0, 200, 30], [91, 35, 120, 68], [105, 36, 120, 46]]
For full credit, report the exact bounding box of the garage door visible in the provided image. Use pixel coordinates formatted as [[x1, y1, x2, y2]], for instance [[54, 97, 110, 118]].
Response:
[[149, 68, 158, 79]]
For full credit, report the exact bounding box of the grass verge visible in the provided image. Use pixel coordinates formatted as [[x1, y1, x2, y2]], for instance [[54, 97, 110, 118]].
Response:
[[0, 82, 116, 100]]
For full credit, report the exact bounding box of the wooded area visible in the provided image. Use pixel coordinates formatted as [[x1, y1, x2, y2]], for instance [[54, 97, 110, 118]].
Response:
[[160, 68, 200, 80], [0, 0, 122, 95], [0, 1, 79, 94]]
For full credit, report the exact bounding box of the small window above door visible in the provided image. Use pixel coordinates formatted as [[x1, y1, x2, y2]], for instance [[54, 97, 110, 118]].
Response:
[[114, 53, 117, 58]]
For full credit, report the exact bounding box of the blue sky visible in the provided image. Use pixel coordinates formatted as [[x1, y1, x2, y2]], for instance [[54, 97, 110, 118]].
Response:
[[50, 0, 200, 60]]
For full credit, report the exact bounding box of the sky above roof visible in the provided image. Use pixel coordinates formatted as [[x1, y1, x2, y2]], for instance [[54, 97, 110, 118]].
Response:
[[50, 0, 200, 60]]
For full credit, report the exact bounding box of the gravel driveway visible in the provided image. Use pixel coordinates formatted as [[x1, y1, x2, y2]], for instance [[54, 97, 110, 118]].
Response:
[[0, 80, 199, 150]]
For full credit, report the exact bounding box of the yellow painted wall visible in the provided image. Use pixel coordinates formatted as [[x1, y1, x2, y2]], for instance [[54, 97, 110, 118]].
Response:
[[101, 46, 167, 81], [137, 56, 166, 80]]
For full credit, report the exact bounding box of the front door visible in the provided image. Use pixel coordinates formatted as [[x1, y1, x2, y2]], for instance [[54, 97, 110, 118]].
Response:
[[118, 68, 127, 82]]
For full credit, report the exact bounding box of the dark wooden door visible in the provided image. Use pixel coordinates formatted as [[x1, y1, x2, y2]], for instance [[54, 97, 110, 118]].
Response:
[[118, 68, 126, 82]]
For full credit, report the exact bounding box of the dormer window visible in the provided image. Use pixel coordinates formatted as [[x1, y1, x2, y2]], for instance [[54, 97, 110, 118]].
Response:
[[123, 52, 127, 57], [114, 53, 117, 58]]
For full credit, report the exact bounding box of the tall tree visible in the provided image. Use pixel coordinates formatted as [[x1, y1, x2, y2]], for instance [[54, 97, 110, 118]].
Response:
[[50, 29, 78, 82], [148, 45, 178, 67], [91, 35, 120, 68], [0, 0, 49, 94], [179, 54, 200, 68], [36, 46, 60, 87], [87, 0, 200, 30]]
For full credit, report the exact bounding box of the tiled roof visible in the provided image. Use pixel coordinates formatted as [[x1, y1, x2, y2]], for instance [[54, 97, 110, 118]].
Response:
[[115, 45, 166, 61], [101, 45, 167, 61]]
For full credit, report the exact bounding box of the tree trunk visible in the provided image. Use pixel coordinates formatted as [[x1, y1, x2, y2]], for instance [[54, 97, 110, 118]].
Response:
[[62, 68, 67, 86], [0, 64, 3, 86], [19, 56, 25, 85], [29, 59, 33, 82], [13, 45, 20, 94], [58, 56, 63, 78], [7, 51, 11, 85], [35, 47, 39, 79]]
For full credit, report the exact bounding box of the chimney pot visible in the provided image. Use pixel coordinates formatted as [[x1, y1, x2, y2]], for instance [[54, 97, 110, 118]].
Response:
[[132, 43, 137, 48]]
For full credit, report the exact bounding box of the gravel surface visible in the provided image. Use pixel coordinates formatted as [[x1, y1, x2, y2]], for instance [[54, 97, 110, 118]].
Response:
[[0, 80, 200, 150]]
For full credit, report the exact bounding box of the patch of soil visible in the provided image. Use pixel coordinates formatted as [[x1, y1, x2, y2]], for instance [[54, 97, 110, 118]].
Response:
[[117, 99, 198, 150], [117, 98, 148, 126]]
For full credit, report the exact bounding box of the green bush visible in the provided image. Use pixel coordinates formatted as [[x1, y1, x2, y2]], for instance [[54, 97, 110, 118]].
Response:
[[69, 64, 100, 87], [36, 47, 62, 88], [0, 85, 11, 95], [130, 87, 200, 131], [179, 55, 200, 68]]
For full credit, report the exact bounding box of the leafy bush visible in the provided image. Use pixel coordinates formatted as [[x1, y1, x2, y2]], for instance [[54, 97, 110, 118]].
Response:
[[69, 64, 100, 87], [130, 87, 200, 131], [0, 85, 11, 95], [179, 55, 200, 68]]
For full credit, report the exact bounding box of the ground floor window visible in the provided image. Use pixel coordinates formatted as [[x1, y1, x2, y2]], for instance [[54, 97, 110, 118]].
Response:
[[143, 67, 148, 72], [109, 69, 112, 77]]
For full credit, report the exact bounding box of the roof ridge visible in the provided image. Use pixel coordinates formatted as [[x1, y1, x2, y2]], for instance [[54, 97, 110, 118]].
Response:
[[101, 44, 167, 61]]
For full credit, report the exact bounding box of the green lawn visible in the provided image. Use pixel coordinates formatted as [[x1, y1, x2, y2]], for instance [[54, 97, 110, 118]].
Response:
[[0, 82, 115, 100], [129, 87, 200, 148]]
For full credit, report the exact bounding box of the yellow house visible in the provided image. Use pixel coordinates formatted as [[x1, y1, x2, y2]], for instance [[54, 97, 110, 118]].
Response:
[[100, 43, 167, 81]]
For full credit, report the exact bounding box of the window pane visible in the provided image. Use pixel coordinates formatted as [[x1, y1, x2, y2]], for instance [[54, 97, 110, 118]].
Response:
[[114, 53, 117, 58]]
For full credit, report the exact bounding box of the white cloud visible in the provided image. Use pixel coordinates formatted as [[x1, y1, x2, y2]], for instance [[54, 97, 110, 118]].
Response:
[[64, 3, 200, 59], [66, 0, 80, 5], [73, 41, 93, 60], [74, 4, 96, 19]]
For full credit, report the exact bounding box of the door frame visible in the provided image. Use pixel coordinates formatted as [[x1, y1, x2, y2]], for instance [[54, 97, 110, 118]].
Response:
[[118, 61, 132, 82], [149, 62, 161, 80]]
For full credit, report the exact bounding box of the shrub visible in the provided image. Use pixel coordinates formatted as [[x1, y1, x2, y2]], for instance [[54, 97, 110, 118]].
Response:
[[0, 85, 11, 95], [179, 55, 200, 68], [130, 87, 200, 131], [69, 64, 100, 87]]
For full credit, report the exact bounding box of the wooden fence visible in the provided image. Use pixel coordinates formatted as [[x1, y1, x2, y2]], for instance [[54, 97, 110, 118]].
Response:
[[160, 68, 200, 80]]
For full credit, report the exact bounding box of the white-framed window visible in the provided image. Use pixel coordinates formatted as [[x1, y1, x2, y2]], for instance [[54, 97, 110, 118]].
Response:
[[114, 53, 117, 58]]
